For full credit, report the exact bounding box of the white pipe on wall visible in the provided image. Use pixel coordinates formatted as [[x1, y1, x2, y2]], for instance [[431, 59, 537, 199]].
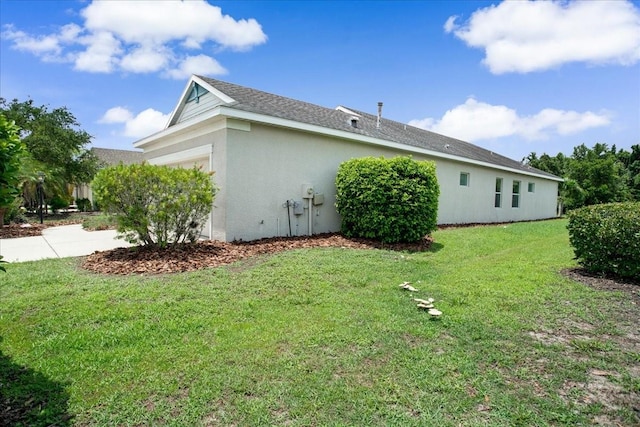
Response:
[[308, 198, 313, 236]]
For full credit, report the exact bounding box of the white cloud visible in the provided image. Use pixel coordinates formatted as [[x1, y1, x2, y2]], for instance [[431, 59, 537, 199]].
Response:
[[443, 16, 458, 34], [120, 45, 170, 73], [165, 55, 227, 80], [3, 0, 266, 76], [74, 31, 122, 73], [80, 0, 266, 50], [408, 98, 611, 142], [99, 107, 170, 138], [99, 106, 134, 124], [447, 0, 640, 73]]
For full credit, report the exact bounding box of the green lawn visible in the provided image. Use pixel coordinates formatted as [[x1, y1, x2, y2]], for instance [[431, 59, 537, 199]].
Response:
[[1, 219, 638, 426]]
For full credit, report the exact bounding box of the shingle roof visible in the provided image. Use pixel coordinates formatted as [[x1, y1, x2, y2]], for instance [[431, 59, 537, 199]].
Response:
[[91, 147, 144, 166], [197, 76, 560, 180]]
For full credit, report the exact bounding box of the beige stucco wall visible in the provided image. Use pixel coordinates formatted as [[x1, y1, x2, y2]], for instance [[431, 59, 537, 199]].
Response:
[[222, 122, 559, 241], [143, 118, 559, 242]]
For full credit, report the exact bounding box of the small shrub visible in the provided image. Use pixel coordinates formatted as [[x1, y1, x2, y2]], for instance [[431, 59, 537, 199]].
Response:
[[335, 156, 440, 243], [92, 163, 217, 248], [75, 197, 92, 212], [49, 194, 70, 212], [81, 213, 117, 231], [567, 202, 640, 278], [4, 197, 26, 224]]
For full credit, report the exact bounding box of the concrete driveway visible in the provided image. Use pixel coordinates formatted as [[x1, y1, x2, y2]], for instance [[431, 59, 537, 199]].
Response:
[[0, 224, 133, 263]]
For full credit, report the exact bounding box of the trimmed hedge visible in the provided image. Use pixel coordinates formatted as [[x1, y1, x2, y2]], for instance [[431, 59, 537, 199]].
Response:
[[335, 156, 440, 243], [567, 202, 640, 279]]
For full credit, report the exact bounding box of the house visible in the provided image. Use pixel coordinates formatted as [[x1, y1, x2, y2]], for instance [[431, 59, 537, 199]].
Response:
[[134, 75, 562, 242], [75, 147, 144, 204]]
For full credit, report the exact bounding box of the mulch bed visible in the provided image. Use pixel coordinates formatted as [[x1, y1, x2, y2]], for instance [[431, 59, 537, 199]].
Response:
[[0, 220, 85, 239], [562, 267, 640, 304], [82, 233, 433, 275], [0, 224, 48, 238]]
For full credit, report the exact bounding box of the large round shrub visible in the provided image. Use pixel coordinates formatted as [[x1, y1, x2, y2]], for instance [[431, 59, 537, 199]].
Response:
[[567, 202, 640, 279], [92, 163, 217, 248], [335, 156, 440, 243]]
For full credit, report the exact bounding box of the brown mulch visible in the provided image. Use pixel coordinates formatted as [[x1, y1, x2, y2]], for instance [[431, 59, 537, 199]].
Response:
[[0, 220, 86, 238], [82, 233, 433, 275], [0, 223, 48, 238], [562, 267, 640, 304]]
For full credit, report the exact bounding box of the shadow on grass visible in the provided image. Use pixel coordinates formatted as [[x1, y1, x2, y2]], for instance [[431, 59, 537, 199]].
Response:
[[0, 337, 72, 427], [428, 242, 444, 253]]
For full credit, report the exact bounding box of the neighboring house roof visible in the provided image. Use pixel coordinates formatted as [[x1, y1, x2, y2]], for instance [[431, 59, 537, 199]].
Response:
[[138, 75, 562, 181], [91, 147, 144, 166]]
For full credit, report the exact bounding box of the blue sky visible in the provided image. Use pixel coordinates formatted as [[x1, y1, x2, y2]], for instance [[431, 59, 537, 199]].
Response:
[[1, 0, 639, 161]]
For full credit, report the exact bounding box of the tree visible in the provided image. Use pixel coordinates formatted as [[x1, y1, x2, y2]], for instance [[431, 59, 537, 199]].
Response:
[[615, 144, 640, 200], [0, 114, 26, 227], [567, 143, 629, 206], [0, 98, 100, 206], [524, 152, 568, 178], [524, 143, 632, 211], [92, 163, 217, 248]]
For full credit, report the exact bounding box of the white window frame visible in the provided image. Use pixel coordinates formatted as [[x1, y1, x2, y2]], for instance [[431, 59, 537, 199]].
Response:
[[512, 180, 521, 208], [495, 178, 503, 208], [459, 172, 470, 187], [528, 182, 535, 193]]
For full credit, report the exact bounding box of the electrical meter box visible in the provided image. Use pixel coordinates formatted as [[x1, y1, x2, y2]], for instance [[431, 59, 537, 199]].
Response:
[[301, 184, 314, 199], [293, 200, 304, 215]]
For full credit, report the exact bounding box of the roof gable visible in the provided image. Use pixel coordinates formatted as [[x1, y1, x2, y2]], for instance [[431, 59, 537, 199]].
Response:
[[167, 75, 236, 127]]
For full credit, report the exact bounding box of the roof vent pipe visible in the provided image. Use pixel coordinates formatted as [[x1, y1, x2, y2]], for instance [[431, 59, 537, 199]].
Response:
[[377, 102, 383, 129]]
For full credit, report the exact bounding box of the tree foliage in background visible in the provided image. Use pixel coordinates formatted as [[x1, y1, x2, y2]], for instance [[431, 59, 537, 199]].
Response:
[[92, 163, 217, 248], [336, 156, 440, 243], [0, 114, 26, 228], [567, 202, 640, 279], [0, 98, 100, 207], [525, 143, 638, 211]]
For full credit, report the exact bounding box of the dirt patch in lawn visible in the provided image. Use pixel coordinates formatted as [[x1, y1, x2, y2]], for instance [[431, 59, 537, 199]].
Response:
[[82, 233, 433, 275], [544, 268, 640, 426]]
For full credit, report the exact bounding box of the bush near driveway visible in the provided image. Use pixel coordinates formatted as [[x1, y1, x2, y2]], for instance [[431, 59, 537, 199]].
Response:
[[335, 156, 439, 243], [92, 163, 217, 248], [567, 201, 640, 279]]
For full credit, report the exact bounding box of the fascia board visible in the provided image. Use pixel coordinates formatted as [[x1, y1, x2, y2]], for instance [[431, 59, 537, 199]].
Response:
[[134, 106, 225, 149], [192, 75, 236, 104], [217, 106, 564, 182]]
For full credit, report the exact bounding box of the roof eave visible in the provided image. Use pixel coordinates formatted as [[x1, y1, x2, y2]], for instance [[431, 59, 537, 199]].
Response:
[[217, 106, 564, 182], [134, 102, 562, 182]]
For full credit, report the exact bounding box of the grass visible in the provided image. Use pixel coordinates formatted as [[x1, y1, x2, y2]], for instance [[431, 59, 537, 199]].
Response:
[[1, 219, 638, 426], [22, 211, 117, 230], [80, 213, 118, 231]]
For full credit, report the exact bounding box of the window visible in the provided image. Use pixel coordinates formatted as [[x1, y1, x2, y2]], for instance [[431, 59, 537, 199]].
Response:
[[459, 172, 470, 187], [187, 83, 205, 104], [495, 178, 503, 208], [512, 180, 520, 208], [528, 182, 535, 193]]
